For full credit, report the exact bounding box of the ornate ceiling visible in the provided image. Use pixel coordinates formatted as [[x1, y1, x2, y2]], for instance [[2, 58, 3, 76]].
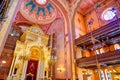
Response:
[[14, 0, 102, 34], [15, 0, 102, 25], [14, 0, 64, 34], [20, 0, 57, 24], [77, 0, 101, 15], [57, 0, 102, 15]]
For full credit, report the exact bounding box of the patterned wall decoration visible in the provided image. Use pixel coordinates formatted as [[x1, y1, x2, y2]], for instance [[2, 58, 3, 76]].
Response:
[[20, 0, 57, 24], [47, 18, 66, 78], [15, 12, 33, 25]]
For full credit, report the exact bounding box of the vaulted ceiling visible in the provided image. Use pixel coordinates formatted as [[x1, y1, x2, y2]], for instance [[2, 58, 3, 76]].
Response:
[[13, 0, 103, 35], [77, 0, 101, 15], [60, 0, 103, 15]]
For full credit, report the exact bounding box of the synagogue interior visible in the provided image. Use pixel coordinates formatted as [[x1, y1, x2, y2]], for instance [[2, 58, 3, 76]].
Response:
[[0, 0, 120, 80]]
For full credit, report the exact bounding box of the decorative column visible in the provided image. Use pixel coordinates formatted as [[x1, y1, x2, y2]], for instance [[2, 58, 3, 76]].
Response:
[[39, 59, 44, 79], [36, 60, 41, 80], [21, 60, 28, 80], [67, 0, 81, 79], [19, 44, 29, 80], [0, 0, 23, 55], [49, 54, 57, 80], [7, 56, 16, 80], [9, 52, 21, 80]]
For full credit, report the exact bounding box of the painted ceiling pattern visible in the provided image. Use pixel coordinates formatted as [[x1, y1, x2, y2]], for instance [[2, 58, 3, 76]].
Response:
[[77, 0, 100, 15], [15, 0, 64, 34], [20, 0, 57, 24], [14, 12, 51, 33]]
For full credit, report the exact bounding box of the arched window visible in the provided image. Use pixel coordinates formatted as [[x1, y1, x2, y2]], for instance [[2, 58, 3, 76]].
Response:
[[104, 69, 112, 80], [101, 7, 116, 21], [100, 48, 105, 54], [114, 44, 120, 50], [100, 70, 105, 80]]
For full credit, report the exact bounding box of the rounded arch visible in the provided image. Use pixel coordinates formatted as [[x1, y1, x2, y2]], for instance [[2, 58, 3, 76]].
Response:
[[71, 0, 83, 40], [70, 0, 83, 79], [30, 45, 44, 60], [47, 18, 64, 35], [45, 1, 71, 78], [47, 19, 65, 68], [51, 0, 70, 34]]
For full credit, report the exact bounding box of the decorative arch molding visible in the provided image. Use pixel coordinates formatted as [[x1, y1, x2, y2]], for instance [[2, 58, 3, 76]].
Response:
[[51, 0, 70, 34], [69, 0, 83, 79], [71, 0, 82, 40], [30, 45, 44, 60], [47, 18, 64, 35], [47, 1, 73, 79], [20, 0, 57, 24]]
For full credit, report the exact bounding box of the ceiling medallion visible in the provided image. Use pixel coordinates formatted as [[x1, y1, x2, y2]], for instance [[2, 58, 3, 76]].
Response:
[[20, 0, 57, 24], [35, 0, 48, 5]]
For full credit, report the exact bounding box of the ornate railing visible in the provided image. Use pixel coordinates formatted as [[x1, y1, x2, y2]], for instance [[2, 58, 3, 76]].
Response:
[[75, 18, 120, 46], [76, 50, 120, 68]]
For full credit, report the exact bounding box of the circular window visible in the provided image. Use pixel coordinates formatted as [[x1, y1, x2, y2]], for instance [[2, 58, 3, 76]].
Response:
[[102, 7, 116, 21], [35, 0, 47, 5]]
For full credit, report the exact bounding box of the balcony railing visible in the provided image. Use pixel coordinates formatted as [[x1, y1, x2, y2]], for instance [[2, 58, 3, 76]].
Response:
[[76, 50, 120, 68], [75, 18, 120, 46]]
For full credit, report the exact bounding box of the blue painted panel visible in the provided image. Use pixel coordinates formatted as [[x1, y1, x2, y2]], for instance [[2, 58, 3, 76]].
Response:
[[37, 7, 45, 16], [46, 3, 54, 14], [25, 0, 36, 12]]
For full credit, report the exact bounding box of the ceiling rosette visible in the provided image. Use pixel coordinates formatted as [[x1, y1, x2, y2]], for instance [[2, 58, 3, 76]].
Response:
[[20, 0, 57, 24]]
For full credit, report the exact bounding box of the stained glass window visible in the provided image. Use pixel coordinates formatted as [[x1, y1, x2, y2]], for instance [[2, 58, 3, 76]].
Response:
[[102, 7, 116, 21], [114, 44, 120, 50]]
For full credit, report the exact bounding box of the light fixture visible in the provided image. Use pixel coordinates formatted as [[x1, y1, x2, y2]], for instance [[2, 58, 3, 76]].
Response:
[[113, 70, 117, 73], [57, 67, 65, 72], [2, 60, 6, 64], [82, 70, 92, 77], [112, 70, 120, 75], [114, 76, 119, 79], [109, 70, 112, 73], [87, 18, 101, 78], [10, 33, 14, 36], [107, 66, 120, 75]]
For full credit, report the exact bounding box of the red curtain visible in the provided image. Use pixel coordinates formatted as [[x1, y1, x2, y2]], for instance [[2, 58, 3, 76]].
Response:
[[26, 60, 38, 80]]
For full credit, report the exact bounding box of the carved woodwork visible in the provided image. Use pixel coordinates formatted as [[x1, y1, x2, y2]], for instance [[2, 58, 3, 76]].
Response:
[[75, 18, 120, 48], [76, 50, 120, 69], [26, 73, 34, 80], [75, 18, 120, 69]]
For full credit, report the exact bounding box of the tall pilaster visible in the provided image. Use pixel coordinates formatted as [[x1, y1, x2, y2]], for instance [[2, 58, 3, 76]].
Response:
[[66, 0, 81, 80]]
